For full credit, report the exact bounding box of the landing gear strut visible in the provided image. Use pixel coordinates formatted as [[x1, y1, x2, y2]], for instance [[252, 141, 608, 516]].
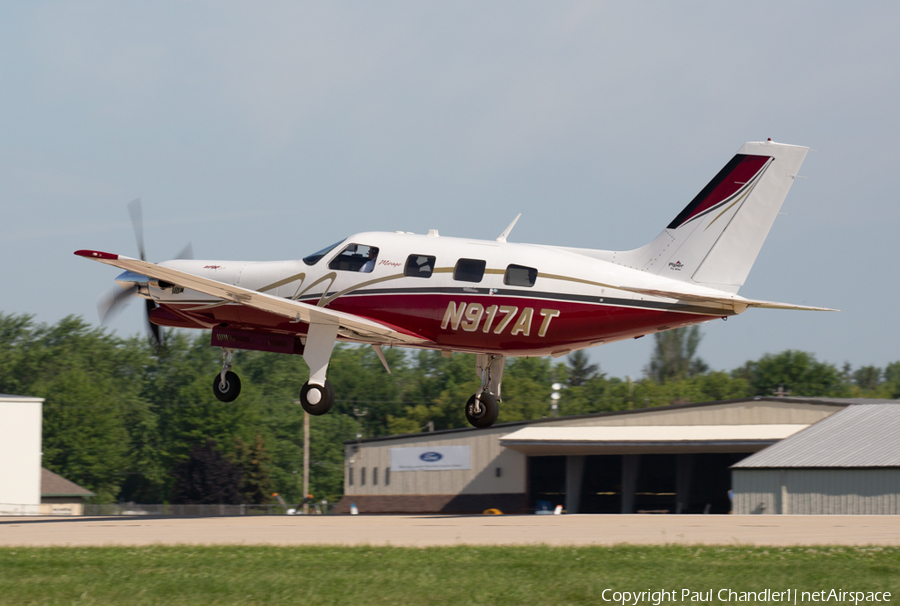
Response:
[[465, 354, 505, 428], [296, 322, 340, 416], [213, 348, 241, 402]]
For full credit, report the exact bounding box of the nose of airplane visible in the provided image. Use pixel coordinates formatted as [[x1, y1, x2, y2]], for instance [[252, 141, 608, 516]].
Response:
[[114, 270, 150, 289]]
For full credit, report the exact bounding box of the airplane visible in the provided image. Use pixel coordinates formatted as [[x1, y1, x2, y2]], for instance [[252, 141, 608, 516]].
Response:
[[76, 140, 833, 429]]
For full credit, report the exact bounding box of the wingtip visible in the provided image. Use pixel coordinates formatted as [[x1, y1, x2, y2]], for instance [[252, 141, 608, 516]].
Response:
[[75, 250, 119, 260]]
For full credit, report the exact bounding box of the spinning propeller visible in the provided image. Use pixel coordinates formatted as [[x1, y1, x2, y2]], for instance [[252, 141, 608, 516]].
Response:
[[97, 198, 192, 349]]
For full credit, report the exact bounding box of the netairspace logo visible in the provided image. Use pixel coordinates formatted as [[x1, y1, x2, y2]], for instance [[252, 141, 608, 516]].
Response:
[[600, 588, 892, 605]]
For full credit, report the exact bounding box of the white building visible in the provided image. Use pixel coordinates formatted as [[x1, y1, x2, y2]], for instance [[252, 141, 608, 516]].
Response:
[[0, 394, 44, 515]]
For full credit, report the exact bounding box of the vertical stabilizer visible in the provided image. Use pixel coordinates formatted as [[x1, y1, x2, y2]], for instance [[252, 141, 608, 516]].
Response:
[[611, 140, 808, 293]]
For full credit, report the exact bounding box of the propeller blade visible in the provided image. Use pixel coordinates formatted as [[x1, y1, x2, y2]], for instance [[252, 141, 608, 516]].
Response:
[[127, 198, 146, 262], [145, 298, 163, 349], [97, 284, 139, 325], [174, 242, 193, 260]]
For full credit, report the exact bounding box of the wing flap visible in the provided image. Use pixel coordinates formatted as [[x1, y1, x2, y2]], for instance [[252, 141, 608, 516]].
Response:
[[75, 250, 430, 345]]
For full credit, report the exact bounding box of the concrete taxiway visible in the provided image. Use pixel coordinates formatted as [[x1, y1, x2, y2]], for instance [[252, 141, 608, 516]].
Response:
[[2, 514, 899, 547]]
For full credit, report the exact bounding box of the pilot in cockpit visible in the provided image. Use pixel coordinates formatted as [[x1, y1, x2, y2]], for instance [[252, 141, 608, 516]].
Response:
[[360, 247, 378, 273]]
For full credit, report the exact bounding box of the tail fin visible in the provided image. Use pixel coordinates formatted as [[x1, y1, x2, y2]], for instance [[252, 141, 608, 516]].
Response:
[[612, 140, 808, 293]]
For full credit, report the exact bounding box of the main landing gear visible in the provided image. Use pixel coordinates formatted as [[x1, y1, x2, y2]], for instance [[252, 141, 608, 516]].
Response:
[[297, 322, 339, 415], [299, 379, 335, 416], [465, 354, 505, 429]]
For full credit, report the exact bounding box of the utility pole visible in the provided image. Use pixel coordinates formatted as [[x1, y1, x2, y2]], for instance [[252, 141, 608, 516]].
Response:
[[303, 409, 310, 515]]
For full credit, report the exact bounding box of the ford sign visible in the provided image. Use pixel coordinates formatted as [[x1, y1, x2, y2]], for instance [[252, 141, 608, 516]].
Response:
[[419, 452, 443, 462]]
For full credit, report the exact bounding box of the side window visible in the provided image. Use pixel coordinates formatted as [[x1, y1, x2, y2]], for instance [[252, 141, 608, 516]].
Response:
[[454, 258, 486, 283], [504, 264, 537, 287], [404, 254, 435, 278], [385, 467, 390, 486], [328, 244, 379, 273], [373, 467, 378, 486], [361, 467, 366, 486]]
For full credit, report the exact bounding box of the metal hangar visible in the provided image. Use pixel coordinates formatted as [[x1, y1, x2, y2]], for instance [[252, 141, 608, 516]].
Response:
[[335, 397, 883, 514]]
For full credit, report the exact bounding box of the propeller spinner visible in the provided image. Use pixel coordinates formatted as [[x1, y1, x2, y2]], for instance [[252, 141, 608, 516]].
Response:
[[97, 198, 191, 349]]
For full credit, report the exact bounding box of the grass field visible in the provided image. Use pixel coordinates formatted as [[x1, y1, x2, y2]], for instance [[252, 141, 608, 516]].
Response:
[[0, 545, 897, 605]]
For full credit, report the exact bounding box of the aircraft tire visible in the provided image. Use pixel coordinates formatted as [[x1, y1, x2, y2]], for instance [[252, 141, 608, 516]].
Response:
[[465, 393, 499, 429], [300, 380, 335, 416], [213, 371, 242, 402]]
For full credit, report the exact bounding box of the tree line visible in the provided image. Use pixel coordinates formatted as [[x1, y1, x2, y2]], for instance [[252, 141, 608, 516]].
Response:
[[1, 314, 897, 505]]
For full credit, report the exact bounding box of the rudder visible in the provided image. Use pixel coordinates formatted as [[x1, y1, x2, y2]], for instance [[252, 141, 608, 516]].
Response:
[[611, 140, 809, 293]]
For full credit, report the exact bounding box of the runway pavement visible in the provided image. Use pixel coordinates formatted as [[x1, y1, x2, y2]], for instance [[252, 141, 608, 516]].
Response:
[[2, 514, 899, 547]]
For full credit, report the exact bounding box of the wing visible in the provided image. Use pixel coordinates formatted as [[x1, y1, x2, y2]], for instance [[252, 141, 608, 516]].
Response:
[[75, 250, 430, 345]]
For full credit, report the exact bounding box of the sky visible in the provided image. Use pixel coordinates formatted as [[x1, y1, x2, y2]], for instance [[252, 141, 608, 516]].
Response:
[[1, 2, 898, 381]]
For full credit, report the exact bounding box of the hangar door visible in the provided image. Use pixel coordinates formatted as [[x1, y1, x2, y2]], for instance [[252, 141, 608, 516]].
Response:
[[528, 453, 748, 514]]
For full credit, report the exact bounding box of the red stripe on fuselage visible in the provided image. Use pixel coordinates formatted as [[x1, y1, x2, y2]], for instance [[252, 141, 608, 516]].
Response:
[[154, 293, 716, 356]]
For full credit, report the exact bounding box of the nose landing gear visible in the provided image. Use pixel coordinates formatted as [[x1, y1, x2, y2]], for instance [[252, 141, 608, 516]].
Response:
[[213, 348, 242, 402]]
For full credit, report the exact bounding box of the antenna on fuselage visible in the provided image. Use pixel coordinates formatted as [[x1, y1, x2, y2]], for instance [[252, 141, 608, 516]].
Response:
[[496, 213, 521, 243]]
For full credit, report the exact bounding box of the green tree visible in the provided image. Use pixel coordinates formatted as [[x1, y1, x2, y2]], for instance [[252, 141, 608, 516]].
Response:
[[172, 440, 243, 504], [853, 365, 882, 392], [327, 344, 409, 437], [564, 350, 600, 387], [499, 357, 553, 422], [38, 366, 130, 502], [233, 434, 275, 504], [884, 362, 900, 398], [733, 350, 848, 397], [308, 413, 360, 503], [645, 326, 709, 383], [390, 351, 480, 433]]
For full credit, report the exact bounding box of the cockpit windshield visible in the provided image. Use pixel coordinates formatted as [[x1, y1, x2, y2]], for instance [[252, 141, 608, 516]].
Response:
[[302, 240, 344, 266]]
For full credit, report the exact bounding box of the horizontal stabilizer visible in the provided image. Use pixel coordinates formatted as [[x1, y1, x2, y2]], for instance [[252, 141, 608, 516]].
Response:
[[617, 285, 838, 314]]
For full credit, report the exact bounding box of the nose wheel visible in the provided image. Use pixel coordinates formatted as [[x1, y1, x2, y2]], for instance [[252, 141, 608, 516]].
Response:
[[299, 380, 335, 415], [212, 348, 241, 402], [213, 370, 242, 402]]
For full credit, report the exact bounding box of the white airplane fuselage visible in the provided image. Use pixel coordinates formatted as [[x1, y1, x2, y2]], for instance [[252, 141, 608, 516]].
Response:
[[146, 232, 731, 358]]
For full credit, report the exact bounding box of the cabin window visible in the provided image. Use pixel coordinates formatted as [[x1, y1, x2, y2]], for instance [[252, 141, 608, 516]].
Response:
[[454, 258, 486, 283], [504, 264, 537, 287], [385, 467, 390, 486], [328, 244, 379, 273], [404, 254, 435, 278], [360, 467, 366, 486], [373, 467, 378, 486], [303, 240, 343, 266], [348, 467, 354, 486]]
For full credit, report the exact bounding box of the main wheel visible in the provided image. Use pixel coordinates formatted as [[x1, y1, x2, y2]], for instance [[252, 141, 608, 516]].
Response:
[[213, 371, 241, 402], [299, 380, 335, 415], [465, 392, 499, 428]]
